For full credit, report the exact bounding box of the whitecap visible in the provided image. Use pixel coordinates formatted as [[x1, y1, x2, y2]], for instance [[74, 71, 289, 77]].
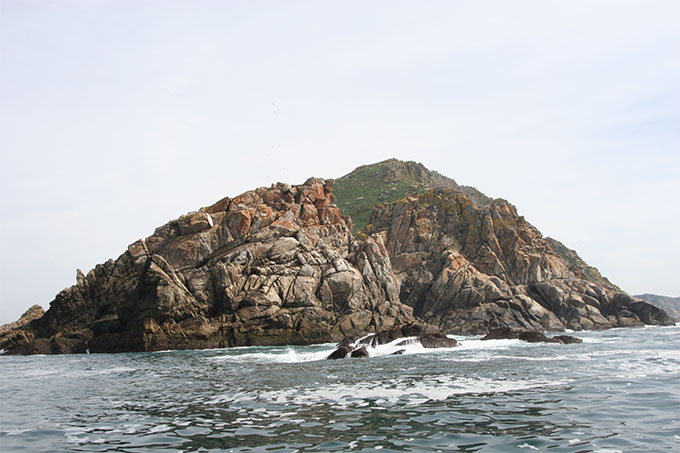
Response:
[[147, 424, 173, 434], [208, 375, 571, 409], [3, 428, 34, 436]]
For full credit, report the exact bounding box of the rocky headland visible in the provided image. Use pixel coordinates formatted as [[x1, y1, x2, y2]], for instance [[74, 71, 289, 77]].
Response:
[[634, 294, 680, 320], [363, 186, 671, 334], [0, 159, 673, 355]]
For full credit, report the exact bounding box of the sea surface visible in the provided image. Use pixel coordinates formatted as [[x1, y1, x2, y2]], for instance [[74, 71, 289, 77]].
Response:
[[1, 326, 679, 452]]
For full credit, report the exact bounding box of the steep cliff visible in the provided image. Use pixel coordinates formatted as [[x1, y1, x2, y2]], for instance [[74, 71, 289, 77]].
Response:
[[365, 187, 673, 333], [1, 178, 415, 354]]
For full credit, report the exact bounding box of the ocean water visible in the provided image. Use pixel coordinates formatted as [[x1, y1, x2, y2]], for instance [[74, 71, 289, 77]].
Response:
[[1, 326, 679, 452]]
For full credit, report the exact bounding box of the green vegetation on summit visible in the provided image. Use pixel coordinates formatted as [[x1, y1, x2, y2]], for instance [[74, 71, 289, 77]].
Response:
[[333, 158, 489, 234]]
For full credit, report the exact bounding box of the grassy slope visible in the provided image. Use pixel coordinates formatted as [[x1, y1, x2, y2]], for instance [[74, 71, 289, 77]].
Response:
[[334, 158, 488, 234], [333, 159, 620, 292]]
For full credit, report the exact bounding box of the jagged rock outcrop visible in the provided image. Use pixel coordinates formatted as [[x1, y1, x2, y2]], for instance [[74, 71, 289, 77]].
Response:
[[0, 305, 44, 335], [0, 305, 45, 352], [1, 178, 415, 354], [365, 187, 674, 334]]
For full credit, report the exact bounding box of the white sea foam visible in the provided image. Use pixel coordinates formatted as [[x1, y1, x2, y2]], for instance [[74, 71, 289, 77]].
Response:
[[3, 428, 34, 436], [206, 335, 585, 365], [207, 374, 570, 408], [147, 424, 173, 434]]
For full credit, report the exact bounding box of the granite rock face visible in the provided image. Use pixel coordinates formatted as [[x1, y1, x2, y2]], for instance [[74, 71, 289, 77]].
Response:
[[1, 161, 673, 355], [366, 188, 674, 334], [0, 305, 46, 352], [2, 179, 415, 354]]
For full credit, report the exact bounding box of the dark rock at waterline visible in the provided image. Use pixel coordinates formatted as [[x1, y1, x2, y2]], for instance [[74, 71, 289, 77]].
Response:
[[327, 344, 352, 360], [350, 346, 369, 358], [481, 327, 582, 344], [392, 349, 406, 355], [395, 334, 457, 348], [481, 327, 546, 342], [550, 335, 583, 344], [355, 323, 432, 348], [327, 328, 456, 359], [418, 333, 457, 348]]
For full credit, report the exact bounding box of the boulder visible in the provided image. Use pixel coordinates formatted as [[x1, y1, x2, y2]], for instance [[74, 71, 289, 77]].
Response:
[[327, 344, 353, 360], [418, 333, 458, 348], [350, 346, 369, 358], [550, 335, 583, 344]]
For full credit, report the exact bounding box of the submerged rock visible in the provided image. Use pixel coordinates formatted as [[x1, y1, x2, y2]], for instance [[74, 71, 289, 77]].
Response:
[[481, 327, 582, 344], [550, 335, 583, 345]]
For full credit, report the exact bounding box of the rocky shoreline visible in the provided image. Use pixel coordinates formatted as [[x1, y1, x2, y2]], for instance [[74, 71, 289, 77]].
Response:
[[0, 160, 673, 355], [325, 325, 583, 360]]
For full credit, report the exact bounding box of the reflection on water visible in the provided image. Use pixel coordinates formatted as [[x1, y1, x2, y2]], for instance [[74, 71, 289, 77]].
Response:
[[1, 326, 679, 452]]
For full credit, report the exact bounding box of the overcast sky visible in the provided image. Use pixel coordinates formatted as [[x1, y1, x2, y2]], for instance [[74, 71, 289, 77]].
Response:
[[1, 1, 678, 324]]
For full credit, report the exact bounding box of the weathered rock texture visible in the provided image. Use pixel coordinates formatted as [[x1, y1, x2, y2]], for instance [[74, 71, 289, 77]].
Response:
[[0, 305, 45, 351], [1, 178, 414, 354], [1, 160, 673, 355], [365, 187, 674, 334]]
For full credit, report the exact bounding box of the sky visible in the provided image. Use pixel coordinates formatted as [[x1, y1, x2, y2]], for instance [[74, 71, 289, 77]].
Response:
[[1, 0, 678, 324]]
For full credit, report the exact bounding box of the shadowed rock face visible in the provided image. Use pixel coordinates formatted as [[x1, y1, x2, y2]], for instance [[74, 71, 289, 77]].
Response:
[[366, 188, 674, 334], [2, 178, 415, 354]]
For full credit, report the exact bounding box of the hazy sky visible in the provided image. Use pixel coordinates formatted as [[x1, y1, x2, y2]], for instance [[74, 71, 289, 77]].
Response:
[[1, 1, 678, 324]]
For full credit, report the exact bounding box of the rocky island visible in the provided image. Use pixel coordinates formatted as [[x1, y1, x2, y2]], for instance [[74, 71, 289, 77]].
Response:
[[0, 159, 672, 355]]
